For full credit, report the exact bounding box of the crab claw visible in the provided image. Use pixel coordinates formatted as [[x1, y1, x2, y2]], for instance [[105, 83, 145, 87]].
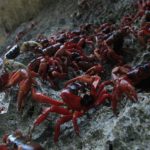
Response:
[[85, 64, 104, 75], [119, 79, 138, 102], [111, 78, 138, 113], [65, 74, 101, 89], [6, 70, 26, 88], [92, 75, 101, 89], [17, 79, 32, 111]]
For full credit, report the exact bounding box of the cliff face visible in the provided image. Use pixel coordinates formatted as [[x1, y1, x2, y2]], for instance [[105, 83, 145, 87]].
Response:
[[0, 0, 77, 50], [0, 0, 150, 150], [0, 0, 52, 30], [0, 0, 50, 44]]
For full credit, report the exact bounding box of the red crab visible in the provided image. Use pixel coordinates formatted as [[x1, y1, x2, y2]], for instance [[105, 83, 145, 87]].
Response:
[[54, 39, 95, 72], [0, 130, 44, 150], [94, 25, 132, 65], [137, 10, 150, 46], [30, 74, 104, 142], [120, 14, 135, 27], [134, 0, 150, 21], [102, 26, 133, 65], [54, 41, 85, 58], [28, 56, 66, 88], [85, 64, 104, 76], [42, 43, 61, 56], [0, 69, 37, 111], [96, 63, 150, 113], [95, 23, 115, 35]]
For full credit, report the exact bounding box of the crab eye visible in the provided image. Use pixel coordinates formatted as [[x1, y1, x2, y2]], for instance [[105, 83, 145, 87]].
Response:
[[127, 71, 136, 79], [80, 94, 94, 107], [143, 64, 150, 73]]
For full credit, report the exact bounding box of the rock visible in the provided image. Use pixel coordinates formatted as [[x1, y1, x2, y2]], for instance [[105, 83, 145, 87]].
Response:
[[0, 0, 150, 150]]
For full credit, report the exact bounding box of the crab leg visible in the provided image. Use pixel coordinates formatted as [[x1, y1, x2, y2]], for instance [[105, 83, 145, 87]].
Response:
[[65, 74, 101, 88], [119, 79, 138, 102], [97, 80, 113, 95], [95, 89, 112, 106], [7, 70, 27, 87], [33, 106, 71, 126], [33, 106, 74, 142], [33, 108, 51, 126], [54, 115, 72, 143], [96, 80, 114, 101], [32, 88, 64, 106], [111, 94, 119, 114], [51, 71, 67, 79], [77, 38, 85, 48], [17, 79, 31, 111], [72, 111, 84, 135]]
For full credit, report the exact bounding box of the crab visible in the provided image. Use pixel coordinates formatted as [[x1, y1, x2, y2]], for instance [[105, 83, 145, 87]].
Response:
[[102, 26, 133, 65], [85, 64, 104, 76], [120, 14, 135, 27], [94, 25, 130, 65], [54, 41, 85, 58], [42, 43, 61, 56], [0, 130, 44, 150], [28, 56, 66, 88], [104, 28, 128, 64], [96, 63, 150, 113], [137, 10, 150, 46], [30, 74, 105, 142], [95, 23, 115, 35], [133, 0, 150, 21], [54, 39, 95, 72], [0, 68, 37, 111]]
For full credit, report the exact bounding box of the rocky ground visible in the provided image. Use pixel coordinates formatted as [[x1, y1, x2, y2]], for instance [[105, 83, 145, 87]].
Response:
[[0, 0, 150, 149]]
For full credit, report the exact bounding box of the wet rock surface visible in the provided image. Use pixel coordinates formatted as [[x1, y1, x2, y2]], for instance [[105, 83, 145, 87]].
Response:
[[0, 0, 150, 149]]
